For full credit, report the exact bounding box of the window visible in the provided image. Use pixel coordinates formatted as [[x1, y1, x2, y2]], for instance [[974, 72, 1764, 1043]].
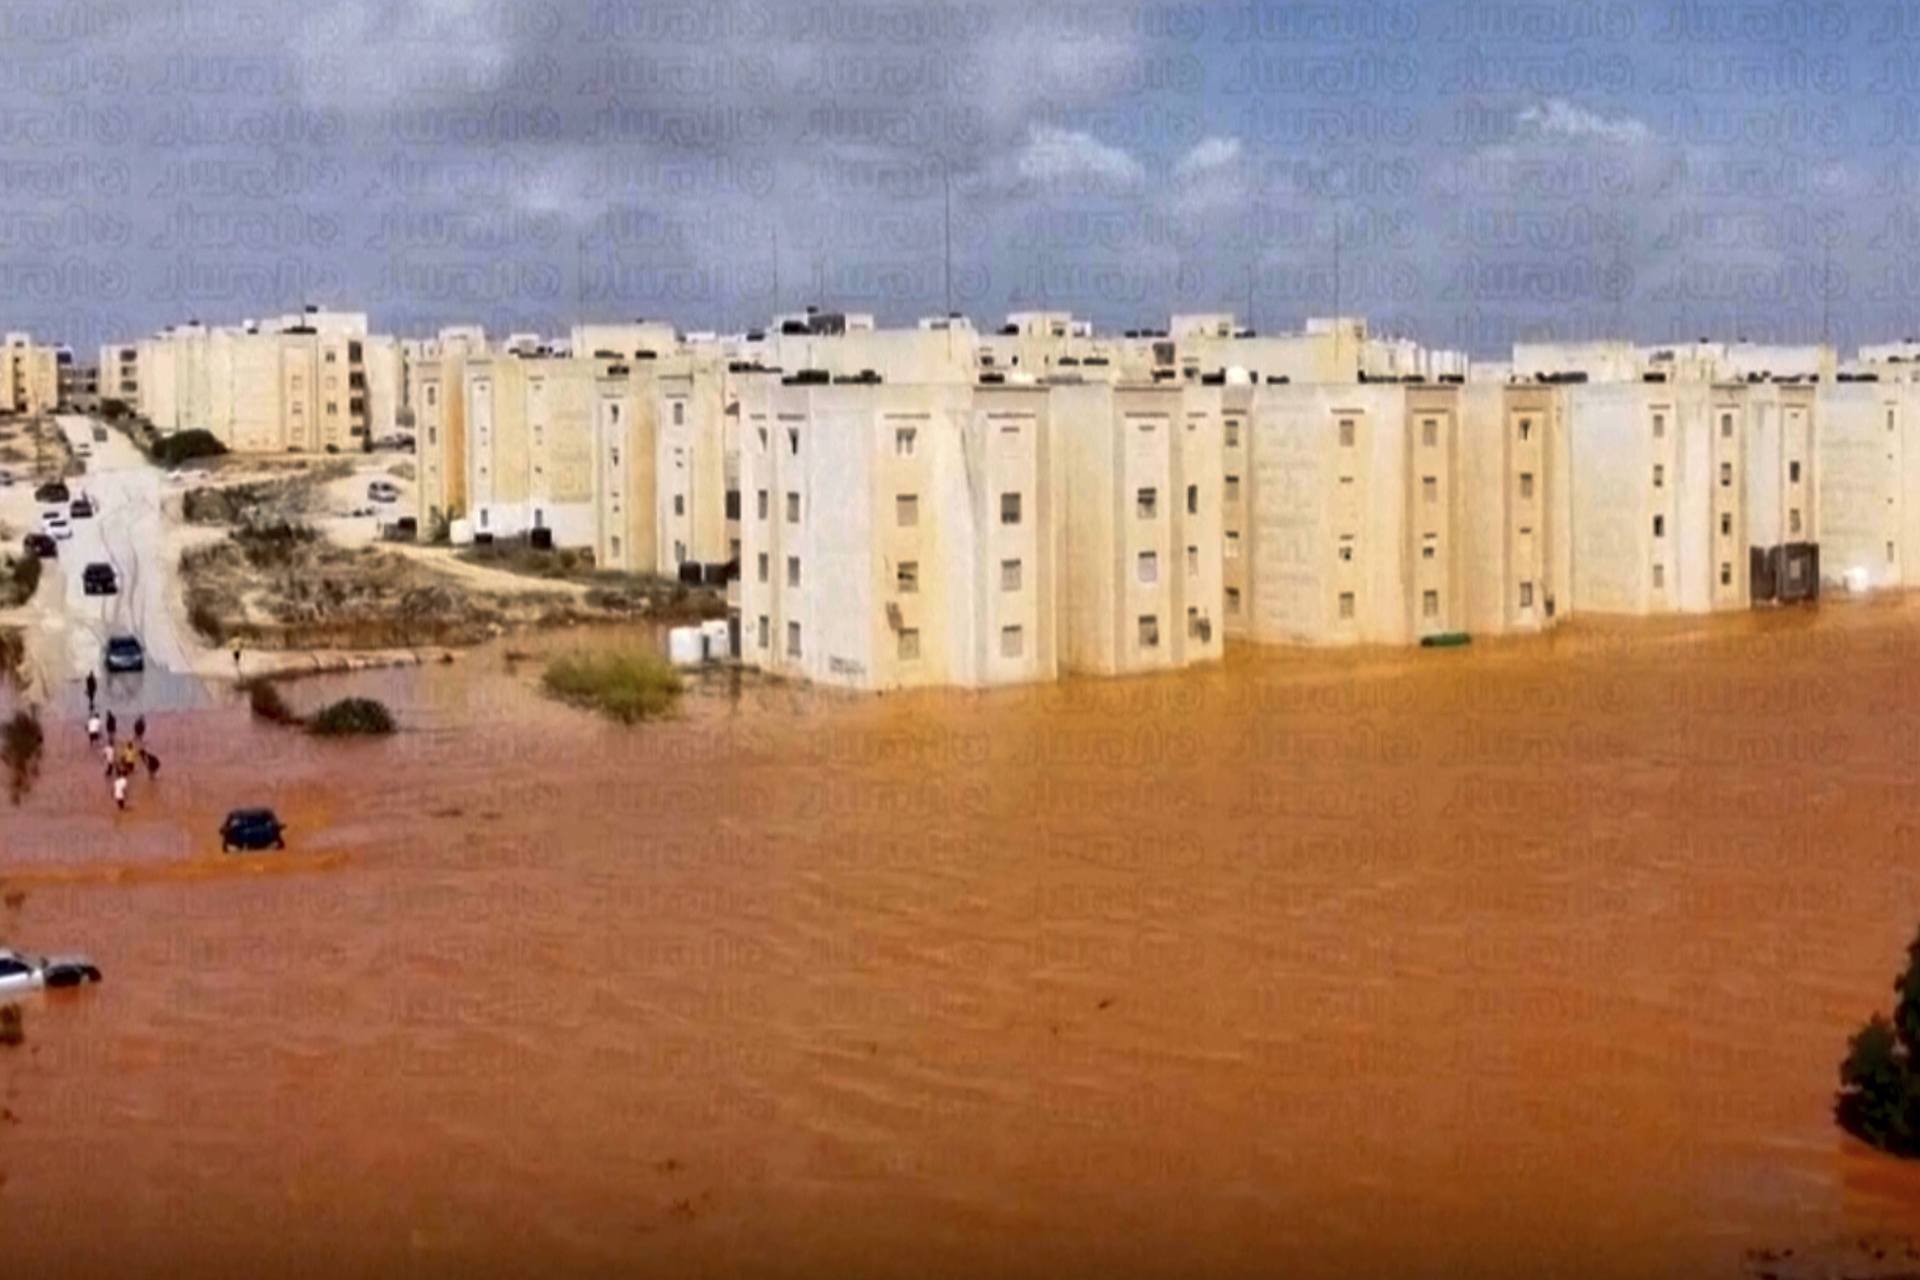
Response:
[[1652, 413, 1665, 439], [1519, 472, 1534, 499], [1721, 413, 1734, 438], [1225, 475, 1240, 504], [1186, 484, 1198, 515], [896, 494, 918, 527], [757, 489, 769, 520], [428, 426, 437, 445], [1188, 606, 1201, 637], [1720, 462, 1732, 487], [757, 426, 768, 450], [1653, 515, 1665, 538], [425, 385, 437, 407], [1001, 625, 1024, 658], [1789, 460, 1801, 483], [1720, 562, 1732, 586], [1423, 589, 1439, 618], [1421, 418, 1437, 448], [673, 539, 684, 563], [1338, 418, 1355, 447], [1137, 487, 1158, 518], [1137, 551, 1158, 584], [1422, 536, 1437, 560], [1892, 410, 1899, 432], [1186, 545, 1199, 576], [1225, 420, 1241, 447], [1138, 614, 1160, 648], [1226, 587, 1242, 614], [895, 427, 917, 456], [1001, 492, 1022, 525], [1789, 507, 1802, 534], [897, 561, 918, 594], [326, 401, 337, 415], [1721, 513, 1732, 536], [898, 629, 920, 661], [673, 494, 685, 516], [1890, 541, 1899, 562], [758, 615, 769, 649], [756, 553, 769, 583], [786, 621, 801, 657], [786, 556, 800, 587], [786, 492, 800, 523], [1518, 418, 1533, 442], [672, 401, 685, 426], [610, 535, 622, 558], [787, 428, 799, 455], [1337, 538, 1354, 563], [1225, 531, 1241, 560], [724, 489, 738, 519], [1652, 464, 1664, 488], [1519, 581, 1534, 608], [1422, 476, 1437, 504], [1337, 592, 1355, 620], [1652, 563, 1665, 589], [1001, 558, 1022, 591]]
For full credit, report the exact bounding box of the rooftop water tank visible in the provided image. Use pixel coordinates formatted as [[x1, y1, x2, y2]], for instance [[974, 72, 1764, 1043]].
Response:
[[668, 626, 705, 668]]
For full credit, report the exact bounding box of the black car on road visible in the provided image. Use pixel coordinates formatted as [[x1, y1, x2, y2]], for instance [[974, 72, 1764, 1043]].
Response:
[[70, 497, 94, 519], [220, 809, 287, 852], [22, 532, 55, 559], [82, 562, 117, 595], [33, 480, 69, 504], [103, 634, 144, 673]]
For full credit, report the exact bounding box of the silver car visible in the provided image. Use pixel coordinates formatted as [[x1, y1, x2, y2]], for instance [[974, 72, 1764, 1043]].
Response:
[[0, 948, 102, 995]]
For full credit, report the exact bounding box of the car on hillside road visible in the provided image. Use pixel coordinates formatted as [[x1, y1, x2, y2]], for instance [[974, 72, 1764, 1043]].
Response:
[[220, 808, 288, 852], [82, 562, 117, 595], [367, 479, 401, 504], [33, 480, 69, 504], [41, 511, 72, 541], [70, 496, 94, 519], [22, 532, 55, 559], [103, 634, 145, 673]]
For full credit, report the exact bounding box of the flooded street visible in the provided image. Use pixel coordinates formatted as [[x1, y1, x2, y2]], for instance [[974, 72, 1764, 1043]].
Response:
[[7, 608, 1920, 1278]]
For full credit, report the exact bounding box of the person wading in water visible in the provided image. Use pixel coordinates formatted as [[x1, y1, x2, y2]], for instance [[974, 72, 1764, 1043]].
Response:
[[84, 671, 97, 711]]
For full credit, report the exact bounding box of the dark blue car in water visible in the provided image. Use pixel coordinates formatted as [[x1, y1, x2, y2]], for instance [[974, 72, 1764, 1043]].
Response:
[[220, 809, 287, 852]]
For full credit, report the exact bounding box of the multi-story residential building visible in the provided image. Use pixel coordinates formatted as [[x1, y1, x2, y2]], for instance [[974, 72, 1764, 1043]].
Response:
[[585, 350, 733, 575], [98, 343, 139, 411], [1818, 377, 1920, 592], [412, 326, 486, 532], [133, 308, 403, 450], [460, 350, 599, 544], [56, 351, 99, 412], [1, 334, 59, 416], [1053, 381, 1225, 674]]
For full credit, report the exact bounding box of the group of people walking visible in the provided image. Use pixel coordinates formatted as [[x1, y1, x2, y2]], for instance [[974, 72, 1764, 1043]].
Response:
[[83, 671, 158, 811]]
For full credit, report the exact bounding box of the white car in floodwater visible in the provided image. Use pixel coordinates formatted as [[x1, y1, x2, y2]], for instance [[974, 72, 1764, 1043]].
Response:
[[0, 948, 102, 995]]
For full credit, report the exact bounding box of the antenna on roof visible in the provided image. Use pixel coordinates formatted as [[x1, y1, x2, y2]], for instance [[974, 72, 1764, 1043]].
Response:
[[942, 154, 953, 321]]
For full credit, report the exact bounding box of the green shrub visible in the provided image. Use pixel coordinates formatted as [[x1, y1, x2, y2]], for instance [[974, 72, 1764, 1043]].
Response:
[[246, 679, 301, 725], [541, 650, 683, 724], [307, 697, 395, 736], [1838, 925, 1920, 1156], [2, 554, 39, 607], [2, 709, 44, 805], [150, 429, 228, 467]]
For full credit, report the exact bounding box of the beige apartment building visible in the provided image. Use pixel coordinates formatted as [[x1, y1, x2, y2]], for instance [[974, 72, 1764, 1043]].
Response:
[[1, 334, 59, 416], [1220, 378, 1569, 648], [135, 309, 402, 451], [586, 350, 732, 574], [412, 326, 487, 531], [460, 351, 599, 545], [1815, 376, 1920, 594], [98, 343, 139, 410]]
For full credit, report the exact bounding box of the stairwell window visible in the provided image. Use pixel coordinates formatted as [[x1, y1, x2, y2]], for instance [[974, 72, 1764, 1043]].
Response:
[[1519, 581, 1534, 608], [1137, 551, 1158, 584], [757, 489, 768, 520], [1226, 587, 1241, 614], [1137, 487, 1158, 519], [1652, 563, 1665, 590], [1653, 464, 1664, 488], [1790, 460, 1802, 483], [1720, 462, 1732, 487], [786, 492, 800, 522], [1001, 492, 1022, 525], [898, 628, 920, 661], [895, 426, 917, 457], [673, 495, 685, 516], [1225, 531, 1241, 560], [1423, 589, 1439, 618], [1422, 418, 1437, 448], [786, 556, 800, 587], [1722, 413, 1734, 438], [757, 553, 768, 583], [897, 561, 918, 594], [1001, 625, 1024, 658], [1338, 592, 1355, 620], [1225, 475, 1240, 504], [1187, 545, 1199, 576], [1653, 515, 1665, 538], [1653, 412, 1665, 439], [896, 494, 918, 527], [672, 401, 684, 426], [758, 616, 769, 649], [1138, 614, 1160, 648], [787, 621, 801, 657], [1721, 562, 1732, 586], [1519, 472, 1535, 499], [1338, 418, 1355, 447], [1186, 483, 1198, 514], [1001, 558, 1022, 591], [1225, 419, 1241, 448], [1790, 508, 1802, 535], [1422, 476, 1437, 504]]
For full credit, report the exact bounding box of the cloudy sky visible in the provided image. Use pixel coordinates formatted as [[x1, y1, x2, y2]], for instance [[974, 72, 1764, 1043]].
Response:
[[0, 0, 1908, 353]]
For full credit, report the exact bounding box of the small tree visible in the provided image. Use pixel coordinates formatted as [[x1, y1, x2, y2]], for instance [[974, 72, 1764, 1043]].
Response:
[[1838, 926, 1920, 1155]]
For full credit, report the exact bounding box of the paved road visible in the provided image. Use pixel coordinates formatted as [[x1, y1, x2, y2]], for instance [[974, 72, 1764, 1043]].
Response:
[[13, 417, 213, 714]]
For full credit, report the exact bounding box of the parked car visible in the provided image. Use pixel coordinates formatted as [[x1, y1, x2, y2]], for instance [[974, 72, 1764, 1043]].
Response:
[[70, 496, 94, 519], [41, 511, 72, 541], [367, 480, 400, 504], [220, 808, 287, 852], [33, 480, 69, 504], [82, 562, 117, 595], [103, 634, 145, 673], [0, 949, 38, 996], [0, 469, 13, 486], [91, 425, 108, 443], [38, 955, 102, 988], [23, 532, 55, 558]]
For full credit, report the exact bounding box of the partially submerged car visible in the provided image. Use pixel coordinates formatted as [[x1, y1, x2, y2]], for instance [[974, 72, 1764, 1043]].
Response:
[[220, 808, 287, 852], [0, 949, 100, 995], [39, 956, 103, 989]]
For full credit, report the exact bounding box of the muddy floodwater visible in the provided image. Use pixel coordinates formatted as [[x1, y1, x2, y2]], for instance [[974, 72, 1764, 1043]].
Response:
[[7, 606, 1920, 1278]]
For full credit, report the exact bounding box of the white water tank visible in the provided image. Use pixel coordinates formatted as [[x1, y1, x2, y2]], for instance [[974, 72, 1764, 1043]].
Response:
[[668, 626, 705, 668], [1844, 566, 1870, 594], [448, 518, 474, 546]]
